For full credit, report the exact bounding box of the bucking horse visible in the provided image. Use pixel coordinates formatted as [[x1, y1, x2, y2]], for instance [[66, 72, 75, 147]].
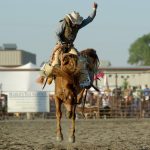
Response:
[[51, 48, 100, 143]]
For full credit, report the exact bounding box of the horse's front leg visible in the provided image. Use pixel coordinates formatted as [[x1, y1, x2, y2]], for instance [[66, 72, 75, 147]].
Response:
[[77, 89, 85, 104], [55, 97, 63, 142], [68, 105, 76, 143]]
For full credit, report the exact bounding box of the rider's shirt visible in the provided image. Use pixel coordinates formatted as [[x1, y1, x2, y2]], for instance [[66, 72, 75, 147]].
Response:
[[55, 9, 96, 44], [59, 16, 80, 44]]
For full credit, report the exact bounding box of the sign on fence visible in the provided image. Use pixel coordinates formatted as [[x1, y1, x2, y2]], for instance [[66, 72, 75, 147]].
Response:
[[7, 91, 50, 112]]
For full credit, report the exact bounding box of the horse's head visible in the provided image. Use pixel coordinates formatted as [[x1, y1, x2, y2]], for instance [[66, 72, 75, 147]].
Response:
[[53, 53, 80, 84], [61, 53, 79, 74]]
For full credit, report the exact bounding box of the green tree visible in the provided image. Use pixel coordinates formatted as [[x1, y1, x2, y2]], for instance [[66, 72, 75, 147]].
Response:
[[128, 33, 150, 66]]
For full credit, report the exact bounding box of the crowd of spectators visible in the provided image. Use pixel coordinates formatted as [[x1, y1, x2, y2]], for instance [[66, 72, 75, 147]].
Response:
[[84, 84, 150, 118], [0, 85, 149, 119]]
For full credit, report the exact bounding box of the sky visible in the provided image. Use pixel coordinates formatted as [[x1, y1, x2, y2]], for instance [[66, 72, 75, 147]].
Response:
[[0, 0, 150, 67]]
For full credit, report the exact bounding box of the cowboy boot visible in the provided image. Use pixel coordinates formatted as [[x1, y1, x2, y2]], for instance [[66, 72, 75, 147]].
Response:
[[37, 45, 61, 85], [36, 63, 54, 85], [42, 63, 54, 77]]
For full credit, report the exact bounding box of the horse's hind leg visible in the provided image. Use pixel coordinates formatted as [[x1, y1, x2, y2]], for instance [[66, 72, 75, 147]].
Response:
[[55, 97, 63, 142], [68, 105, 76, 143]]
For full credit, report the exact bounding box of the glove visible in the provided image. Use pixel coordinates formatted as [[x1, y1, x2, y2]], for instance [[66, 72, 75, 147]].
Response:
[[57, 41, 63, 47], [58, 41, 67, 48], [93, 2, 98, 10]]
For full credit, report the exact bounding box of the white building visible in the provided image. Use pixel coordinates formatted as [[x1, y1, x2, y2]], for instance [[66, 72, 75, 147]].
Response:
[[0, 62, 54, 92], [0, 62, 54, 113], [97, 66, 150, 89]]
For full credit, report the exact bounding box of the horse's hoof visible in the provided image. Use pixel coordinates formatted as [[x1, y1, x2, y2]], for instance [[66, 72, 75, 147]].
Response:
[[56, 134, 63, 142], [68, 135, 75, 143]]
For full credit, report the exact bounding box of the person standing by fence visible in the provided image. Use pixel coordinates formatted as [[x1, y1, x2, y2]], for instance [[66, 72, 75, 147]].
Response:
[[0, 94, 7, 120], [132, 85, 143, 117], [143, 85, 150, 101], [143, 85, 150, 117], [101, 94, 111, 119]]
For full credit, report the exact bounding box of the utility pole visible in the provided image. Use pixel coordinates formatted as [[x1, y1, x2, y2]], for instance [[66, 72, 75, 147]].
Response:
[[115, 74, 118, 89], [115, 74, 118, 117], [0, 83, 2, 96]]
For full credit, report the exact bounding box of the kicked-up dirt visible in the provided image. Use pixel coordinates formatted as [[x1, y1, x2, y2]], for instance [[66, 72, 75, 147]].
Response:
[[0, 119, 150, 150]]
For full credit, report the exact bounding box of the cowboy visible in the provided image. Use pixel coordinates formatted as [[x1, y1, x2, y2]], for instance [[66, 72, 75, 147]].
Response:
[[37, 2, 98, 85]]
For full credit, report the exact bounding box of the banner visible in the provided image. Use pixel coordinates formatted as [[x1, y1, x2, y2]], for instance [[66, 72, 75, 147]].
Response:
[[7, 91, 50, 112]]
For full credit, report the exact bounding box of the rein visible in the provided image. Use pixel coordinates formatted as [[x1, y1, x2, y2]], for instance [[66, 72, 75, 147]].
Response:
[[42, 77, 48, 89]]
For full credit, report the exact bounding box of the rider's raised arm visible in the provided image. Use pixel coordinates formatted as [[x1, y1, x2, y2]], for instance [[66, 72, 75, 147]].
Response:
[[55, 20, 66, 44], [79, 2, 98, 29]]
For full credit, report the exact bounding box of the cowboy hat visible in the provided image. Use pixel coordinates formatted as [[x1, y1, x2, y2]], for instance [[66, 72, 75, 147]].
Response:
[[66, 11, 83, 25]]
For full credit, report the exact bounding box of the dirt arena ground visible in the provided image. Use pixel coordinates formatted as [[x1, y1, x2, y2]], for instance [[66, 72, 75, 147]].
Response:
[[0, 119, 150, 150]]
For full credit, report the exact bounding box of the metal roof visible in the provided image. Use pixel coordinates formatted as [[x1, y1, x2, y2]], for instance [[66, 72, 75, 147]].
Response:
[[3, 43, 17, 50]]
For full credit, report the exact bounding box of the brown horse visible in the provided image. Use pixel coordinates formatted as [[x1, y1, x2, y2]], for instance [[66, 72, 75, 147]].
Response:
[[52, 48, 100, 143]]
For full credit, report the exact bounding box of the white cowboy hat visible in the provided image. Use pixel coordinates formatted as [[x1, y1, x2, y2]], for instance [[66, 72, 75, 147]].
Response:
[[66, 11, 83, 25]]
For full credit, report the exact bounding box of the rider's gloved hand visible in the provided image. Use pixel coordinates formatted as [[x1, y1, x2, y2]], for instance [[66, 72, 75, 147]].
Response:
[[57, 41, 68, 52], [58, 41, 67, 48], [93, 2, 98, 10], [57, 41, 63, 47]]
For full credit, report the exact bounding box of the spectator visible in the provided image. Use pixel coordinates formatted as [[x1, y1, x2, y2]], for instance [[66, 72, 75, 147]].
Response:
[[123, 85, 133, 103], [122, 85, 133, 117], [85, 92, 93, 106], [143, 85, 150, 101], [101, 94, 111, 118], [134, 85, 143, 102], [132, 85, 143, 117], [104, 87, 111, 96], [0, 94, 7, 120], [142, 85, 150, 117]]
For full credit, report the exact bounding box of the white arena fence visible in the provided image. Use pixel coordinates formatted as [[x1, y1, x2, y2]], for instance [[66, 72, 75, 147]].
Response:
[[0, 91, 150, 120]]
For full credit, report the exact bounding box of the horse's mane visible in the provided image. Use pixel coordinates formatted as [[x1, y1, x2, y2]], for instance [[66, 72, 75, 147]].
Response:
[[80, 48, 99, 62], [80, 48, 100, 72]]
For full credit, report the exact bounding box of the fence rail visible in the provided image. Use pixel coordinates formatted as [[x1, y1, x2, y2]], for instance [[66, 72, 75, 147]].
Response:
[[0, 94, 150, 120]]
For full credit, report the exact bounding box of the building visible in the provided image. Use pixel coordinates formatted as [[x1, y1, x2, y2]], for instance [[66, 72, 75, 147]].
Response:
[[0, 62, 54, 92], [97, 66, 150, 89], [0, 43, 36, 67], [0, 62, 54, 113]]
